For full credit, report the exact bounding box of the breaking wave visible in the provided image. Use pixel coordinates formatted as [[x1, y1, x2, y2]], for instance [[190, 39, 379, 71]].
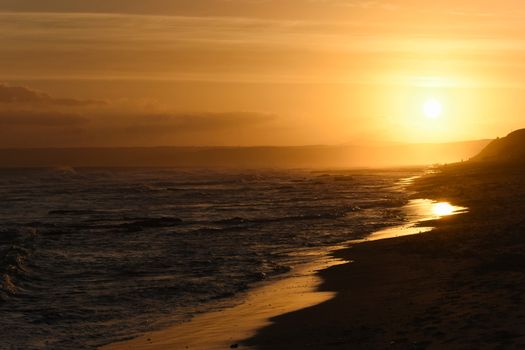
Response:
[[0, 167, 419, 349]]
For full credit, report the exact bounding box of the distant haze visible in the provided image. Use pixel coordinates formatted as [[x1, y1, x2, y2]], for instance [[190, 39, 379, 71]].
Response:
[[0, 140, 490, 168]]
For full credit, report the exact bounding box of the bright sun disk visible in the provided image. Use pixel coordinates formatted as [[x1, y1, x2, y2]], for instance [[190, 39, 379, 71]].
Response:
[[422, 98, 443, 119]]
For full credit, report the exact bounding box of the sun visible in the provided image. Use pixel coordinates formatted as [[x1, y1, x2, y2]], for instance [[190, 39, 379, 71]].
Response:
[[422, 98, 443, 119]]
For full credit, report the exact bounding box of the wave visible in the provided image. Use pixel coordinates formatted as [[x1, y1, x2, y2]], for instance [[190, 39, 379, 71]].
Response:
[[212, 208, 362, 226], [119, 217, 185, 232], [0, 228, 36, 301], [48, 209, 102, 216], [0, 167, 418, 349], [51, 166, 77, 175]]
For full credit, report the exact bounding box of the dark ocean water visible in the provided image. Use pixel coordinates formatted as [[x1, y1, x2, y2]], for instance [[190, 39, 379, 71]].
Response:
[[0, 167, 421, 349]]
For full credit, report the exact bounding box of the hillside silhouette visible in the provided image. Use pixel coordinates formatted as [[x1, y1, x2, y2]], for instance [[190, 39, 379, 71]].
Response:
[[473, 129, 525, 162]]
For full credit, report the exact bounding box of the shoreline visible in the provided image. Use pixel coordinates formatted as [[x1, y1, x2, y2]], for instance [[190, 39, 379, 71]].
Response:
[[101, 172, 464, 350], [245, 161, 525, 349], [101, 250, 345, 350]]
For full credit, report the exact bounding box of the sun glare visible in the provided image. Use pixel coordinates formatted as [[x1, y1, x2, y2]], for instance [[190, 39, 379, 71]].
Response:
[[432, 202, 455, 216], [422, 98, 443, 119]]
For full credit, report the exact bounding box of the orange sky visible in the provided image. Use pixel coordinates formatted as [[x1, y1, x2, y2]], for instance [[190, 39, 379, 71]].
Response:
[[1, 0, 525, 147]]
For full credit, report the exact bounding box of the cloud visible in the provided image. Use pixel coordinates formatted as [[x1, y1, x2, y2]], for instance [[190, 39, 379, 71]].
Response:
[[126, 111, 276, 131], [0, 105, 274, 129], [0, 80, 279, 147], [93, 111, 277, 142], [0, 110, 86, 126], [308, 0, 398, 10], [0, 98, 277, 147], [2, 8, 522, 85], [0, 84, 105, 106], [0, 0, 397, 16]]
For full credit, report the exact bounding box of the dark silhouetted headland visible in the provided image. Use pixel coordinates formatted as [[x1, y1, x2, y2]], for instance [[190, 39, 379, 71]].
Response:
[[472, 128, 525, 162]]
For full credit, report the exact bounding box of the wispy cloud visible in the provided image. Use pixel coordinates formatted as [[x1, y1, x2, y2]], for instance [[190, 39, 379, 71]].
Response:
[[308, 0, 398, 11], [0, 83, 277, 147], [0, 108, 274, 131], [0, 84, 105, 106], [0, 0, 396, 16], [0, 110, 86, 126], [2, 10, 524, 84]]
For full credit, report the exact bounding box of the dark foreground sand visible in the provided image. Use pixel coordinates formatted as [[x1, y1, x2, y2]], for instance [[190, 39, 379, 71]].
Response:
[[244, 162, 525, 349]]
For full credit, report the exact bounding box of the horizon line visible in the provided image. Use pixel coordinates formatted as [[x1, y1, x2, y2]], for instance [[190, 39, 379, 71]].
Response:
[[0, 139, 493, 151]]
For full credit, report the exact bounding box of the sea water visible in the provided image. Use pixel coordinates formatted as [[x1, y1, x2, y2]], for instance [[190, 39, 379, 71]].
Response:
[[0, 167, 421, 349]]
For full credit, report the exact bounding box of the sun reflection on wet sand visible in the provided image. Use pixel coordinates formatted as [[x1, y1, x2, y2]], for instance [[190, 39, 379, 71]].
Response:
[[360, 199, 467, 242], [432, 202, 455, 216]]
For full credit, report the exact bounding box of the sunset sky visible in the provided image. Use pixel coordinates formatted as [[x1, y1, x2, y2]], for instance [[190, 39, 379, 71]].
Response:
[[2, 0, 525, 148]]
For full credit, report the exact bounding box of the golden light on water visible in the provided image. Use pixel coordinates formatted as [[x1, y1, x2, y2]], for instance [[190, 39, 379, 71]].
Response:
[[432, 202, 455, 216], [365, 199, 467, 242]]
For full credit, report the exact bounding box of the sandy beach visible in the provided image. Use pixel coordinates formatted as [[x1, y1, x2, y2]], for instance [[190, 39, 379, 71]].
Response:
[[101, 252, 344, 350], [245, 161, 525, 349], [101, 161, 525, 349]]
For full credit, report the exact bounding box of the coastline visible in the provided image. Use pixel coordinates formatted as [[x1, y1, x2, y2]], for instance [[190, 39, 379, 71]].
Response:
[[101, 251, 346, 350], [245, 161, 525, 349], [101, 171, 466, 350]]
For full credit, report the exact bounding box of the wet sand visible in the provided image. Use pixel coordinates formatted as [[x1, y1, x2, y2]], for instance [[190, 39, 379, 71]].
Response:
[[101, 253, 344, 350], [101, 173, 471, 350], [245, 162, 525, 349], [102, 162, 525, 349]]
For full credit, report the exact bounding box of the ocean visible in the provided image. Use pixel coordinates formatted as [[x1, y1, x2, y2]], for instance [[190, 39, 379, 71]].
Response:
[[0, 167, 422, 349]]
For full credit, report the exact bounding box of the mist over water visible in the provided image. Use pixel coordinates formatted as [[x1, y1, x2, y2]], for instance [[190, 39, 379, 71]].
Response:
[[0, 167, 420, 349]]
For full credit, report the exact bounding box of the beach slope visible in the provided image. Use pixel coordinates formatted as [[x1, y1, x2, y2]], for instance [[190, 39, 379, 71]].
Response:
[[245, 134, 525, 349]]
